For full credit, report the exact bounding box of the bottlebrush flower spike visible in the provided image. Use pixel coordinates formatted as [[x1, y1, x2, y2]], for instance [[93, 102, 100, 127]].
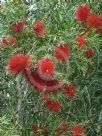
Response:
[[43, 96, 61, 112], [76, 35, 86, 48], [87, 14, 102, 29], [76, 5, 90, 22], [24, 68, 63, 94], [84, 48, 95, 57], [11, 21, 25, 33], [64, 84, 76, 98], [8, 55, 31, 74], [32, 124, 39, 134], [72, 125, 85, 136], [47, 101, 61, 112], [38, 58, 55, 80], [33, 20, 45, 37], [54, 44, 70, 62], [0, 37, 17, 46]]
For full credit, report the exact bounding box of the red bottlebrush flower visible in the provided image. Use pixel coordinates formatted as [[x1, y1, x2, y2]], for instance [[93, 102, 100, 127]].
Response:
[[87, 14, 102, 29], [76, 35, 86, 47], [54, 44, 70, 62], [46, 100, 61, 112], [8, 55, 31, 74], [73, 125, 85, 136], [24, 68, 63, 94], [65, 84, 76, 98], [43, 96, 61, 112], [33, 20, 45, 37], [42, 128, 48, 136], [32, 124, 39, 134], [0, 37, 17, 46], [11, 21, 25, 33], [84, 48, 95, 57], [38, 58, 55, 80], [76, 5, 90, 22]]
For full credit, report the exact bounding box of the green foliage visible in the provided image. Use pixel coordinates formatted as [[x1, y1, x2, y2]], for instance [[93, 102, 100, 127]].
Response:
[[0, 116, 20, 136]]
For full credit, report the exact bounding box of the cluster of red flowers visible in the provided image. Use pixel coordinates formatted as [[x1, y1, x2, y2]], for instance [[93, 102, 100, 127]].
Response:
[[7, 53, 76, 112], [75, 5, 102, 57], [76, 5, 102, 31], [2, 4, 101, 135], [32, 121, 85, 136]]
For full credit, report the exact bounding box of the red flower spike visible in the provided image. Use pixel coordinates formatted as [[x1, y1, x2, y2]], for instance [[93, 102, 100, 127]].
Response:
[[47, 100, 61, 112], [38, 58, 55, 80], [32, 124, 39, 134], [54, 44, 70, 62], [87, 14, 102, 29], [1, 36, 17, 46], [24, 68, 63, 94], [65, 84, 76, 98], [8, 55, 31, 74], [76, 35, 86, 48], [11, 21, 25, 33], [42, 96, 61, 112], [76, 5, 90, 22], [73, 125, 85, 136], [33, 20, 45, 37], [84, 48, 95, 57]]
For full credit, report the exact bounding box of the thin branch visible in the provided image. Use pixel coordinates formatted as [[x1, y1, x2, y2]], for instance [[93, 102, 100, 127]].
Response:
[[16, 76, 23, 124]]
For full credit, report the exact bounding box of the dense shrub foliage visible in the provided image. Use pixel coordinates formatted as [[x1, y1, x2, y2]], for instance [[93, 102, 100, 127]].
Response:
[[0, 0, 102, 136]]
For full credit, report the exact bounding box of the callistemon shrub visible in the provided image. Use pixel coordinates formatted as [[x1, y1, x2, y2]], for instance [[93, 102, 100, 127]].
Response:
[[0, 1, 102, 136]]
